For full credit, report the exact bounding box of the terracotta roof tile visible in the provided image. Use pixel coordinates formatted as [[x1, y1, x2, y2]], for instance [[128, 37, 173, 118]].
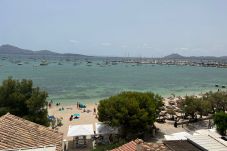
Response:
[[111, 139, 171, 151], [111, 141, 136, 151], [0, 113, 63, 151]]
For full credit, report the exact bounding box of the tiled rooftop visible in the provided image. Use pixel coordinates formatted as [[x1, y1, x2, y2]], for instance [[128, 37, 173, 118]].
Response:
[[111, 139, 171, 151], [0, 113, 63, 151], [111, 141, 136, 151]]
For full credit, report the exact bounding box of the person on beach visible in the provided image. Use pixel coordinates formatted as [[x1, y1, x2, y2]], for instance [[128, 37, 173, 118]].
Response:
[[69, 115, 73, 121], [174, 120, 178, 128], [94, 107, 96, 114], [48, 102, 51, 108], [78, 102, 81, 109], [77, 102, 79, 108]]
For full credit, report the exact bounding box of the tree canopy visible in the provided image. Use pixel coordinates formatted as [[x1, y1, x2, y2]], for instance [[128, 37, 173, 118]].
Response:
[[178, 91, 227, 135], [97, 91, 163, 137], [203, 91, 227, 113], [214, 112, 227, 135], [0, 77, 49, 126], [180, 96, 212, 119]]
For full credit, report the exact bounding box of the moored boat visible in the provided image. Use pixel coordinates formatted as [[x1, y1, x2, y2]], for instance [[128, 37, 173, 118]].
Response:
[[40, 60, 48, 66]]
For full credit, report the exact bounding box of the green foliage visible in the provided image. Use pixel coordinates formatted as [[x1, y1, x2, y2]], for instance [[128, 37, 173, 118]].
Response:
[[98, 91, 163, 137], [196, 98, 212, 117], [203, 91, 227, 112], [214, 112, 227, 135], [180, 96, 212, 119], [180, 90, 227, 135], [0, 77, 49, 126], [181, 96, 198, 119]]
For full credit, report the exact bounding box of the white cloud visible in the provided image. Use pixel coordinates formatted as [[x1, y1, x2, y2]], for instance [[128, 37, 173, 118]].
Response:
[[69, 40, 80, 44], [101, 42, 112, 46]]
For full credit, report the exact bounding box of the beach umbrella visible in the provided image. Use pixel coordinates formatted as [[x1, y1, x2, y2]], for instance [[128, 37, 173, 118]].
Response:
[[79, 103, 86, 108]]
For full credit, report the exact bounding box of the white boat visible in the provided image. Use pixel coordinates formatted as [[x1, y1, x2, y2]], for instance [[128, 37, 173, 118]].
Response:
[[40, 60, 48, 66], [17, 63, 23, 65]]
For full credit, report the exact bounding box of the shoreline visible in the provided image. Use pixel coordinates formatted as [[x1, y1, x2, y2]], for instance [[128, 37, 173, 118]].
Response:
[[48, 90, 216, 143], [47, 88, 219, 106]]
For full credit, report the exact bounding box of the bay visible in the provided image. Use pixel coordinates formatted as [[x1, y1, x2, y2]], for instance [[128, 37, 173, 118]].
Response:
[[0, 56, 226, 105]]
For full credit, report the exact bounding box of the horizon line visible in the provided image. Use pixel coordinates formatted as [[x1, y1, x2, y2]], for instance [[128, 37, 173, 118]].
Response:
[[0, 44, 227, 58]]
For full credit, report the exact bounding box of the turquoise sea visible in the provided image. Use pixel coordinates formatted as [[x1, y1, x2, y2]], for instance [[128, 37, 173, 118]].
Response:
[[0, 56, 227, 105]]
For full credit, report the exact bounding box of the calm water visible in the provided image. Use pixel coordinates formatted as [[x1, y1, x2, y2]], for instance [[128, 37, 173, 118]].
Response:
[[0, 56, 227, 105]]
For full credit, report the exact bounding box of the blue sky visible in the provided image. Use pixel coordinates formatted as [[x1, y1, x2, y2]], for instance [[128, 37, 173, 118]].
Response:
[[0, 0, 227, 57]]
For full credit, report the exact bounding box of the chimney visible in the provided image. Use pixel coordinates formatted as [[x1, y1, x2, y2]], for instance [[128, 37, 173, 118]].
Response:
[[135, 139, 144, 151]]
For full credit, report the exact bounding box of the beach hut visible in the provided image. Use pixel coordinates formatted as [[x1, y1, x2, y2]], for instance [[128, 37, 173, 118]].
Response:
[[67, 124, 94, 148], [67, 124, 94, 137]]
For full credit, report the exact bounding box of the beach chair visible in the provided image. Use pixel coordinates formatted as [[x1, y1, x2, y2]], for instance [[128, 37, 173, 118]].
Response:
[[75, 136, 87, 148], [48, 115, 55, 120]]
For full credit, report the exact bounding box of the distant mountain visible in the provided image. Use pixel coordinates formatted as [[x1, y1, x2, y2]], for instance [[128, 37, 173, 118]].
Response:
[[1, 44, 226, 60], [162, 53, 227, 61], [219, 56, 227, 59], [0, 44, 87, 57], [163, 53, 185, 59], [0, 44, 33, 55]]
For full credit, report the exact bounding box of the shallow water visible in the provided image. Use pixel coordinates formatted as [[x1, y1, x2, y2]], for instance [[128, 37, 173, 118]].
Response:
[[0, 56, 226, 104]]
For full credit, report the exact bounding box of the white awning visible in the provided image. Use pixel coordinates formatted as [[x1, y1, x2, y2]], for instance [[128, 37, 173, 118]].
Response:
[[164, 132, 191, 140], [67, 124, 94, 137], [95, 123, 118, 135], [187, 135, 227, 151], [193, 129, 221, 137]]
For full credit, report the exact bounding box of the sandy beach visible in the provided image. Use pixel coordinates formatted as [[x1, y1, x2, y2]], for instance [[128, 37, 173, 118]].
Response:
[[48, 103, 99, 140], [48, 101, 185, 141], [48, 97, 183, 139], [48, 96, 210, 146]]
